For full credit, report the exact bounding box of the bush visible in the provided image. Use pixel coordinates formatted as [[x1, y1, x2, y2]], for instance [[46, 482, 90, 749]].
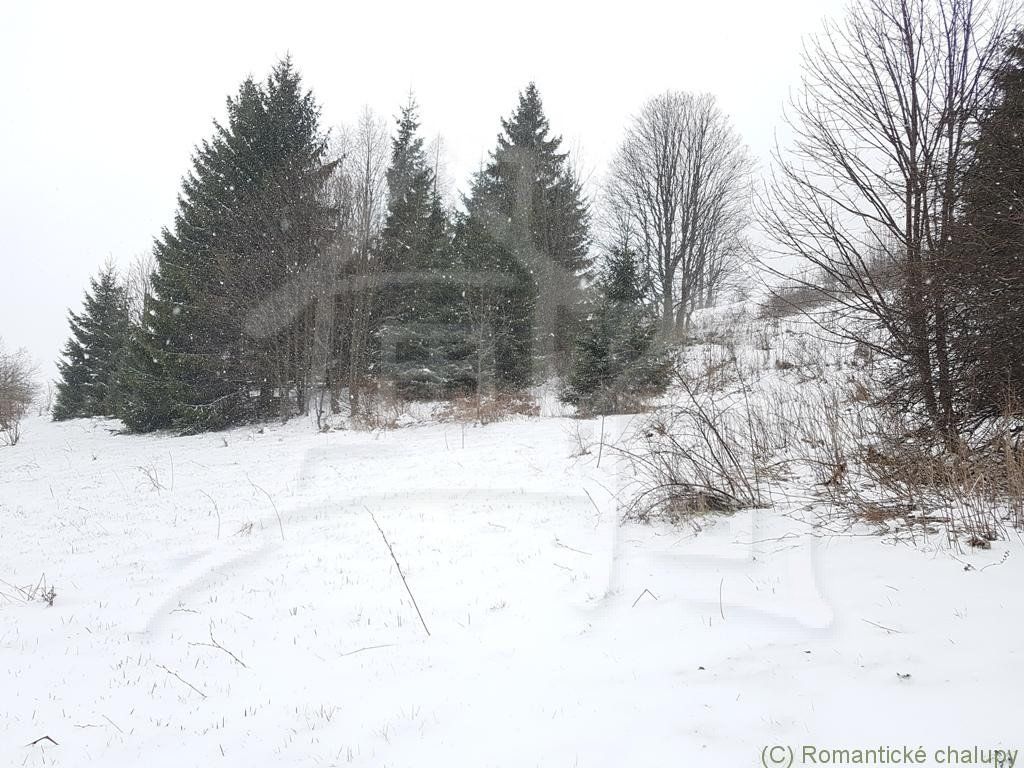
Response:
[[0, 341, 38, 446], [438, 391, 540, 424]]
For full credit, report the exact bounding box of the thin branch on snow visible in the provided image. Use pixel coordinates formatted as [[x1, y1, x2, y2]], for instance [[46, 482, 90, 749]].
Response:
[[24, 736, 59, 748], [199, 490, 221, 539], [554, 538, 591, 557], [247, 475, 284, 541], [157, 664, 208, 699], [861, 618, 902, 634], [365, 506, 430, 637], [189, 623, 248, 669], [340, 643, 395, 657], [631, 588, 658, 608]]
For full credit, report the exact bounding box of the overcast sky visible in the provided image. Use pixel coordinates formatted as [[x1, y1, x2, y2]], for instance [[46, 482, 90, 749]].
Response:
[[2, 0, 845, 380]]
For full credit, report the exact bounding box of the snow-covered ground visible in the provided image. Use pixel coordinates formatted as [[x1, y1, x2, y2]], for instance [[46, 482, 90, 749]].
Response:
[[2, 318, 1022, 767]]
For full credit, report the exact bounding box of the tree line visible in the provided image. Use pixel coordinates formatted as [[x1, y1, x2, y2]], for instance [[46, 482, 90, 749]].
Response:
[[53, 59, 750, 431], [54, 0, 1024, 447]]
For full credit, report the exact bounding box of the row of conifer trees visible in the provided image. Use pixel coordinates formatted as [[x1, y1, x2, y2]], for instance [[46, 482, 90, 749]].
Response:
[[54, 58, 669, 431]]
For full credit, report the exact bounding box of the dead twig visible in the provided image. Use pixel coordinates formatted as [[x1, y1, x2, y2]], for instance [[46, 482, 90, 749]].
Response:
[[157, 663, 207, 699], [247, 475, 284, 541], [365, 507, 430, 637], [136, 463, 165, 492], [862, 618, 902, 634], [199, 490, 221, 539], [189, 623, 248, 669], [631, 588, 658, 608], [340, 643, 394, 657], [554, 538, 591, 557], [25, 736, 59, 747], [582, 487, 602, 518]]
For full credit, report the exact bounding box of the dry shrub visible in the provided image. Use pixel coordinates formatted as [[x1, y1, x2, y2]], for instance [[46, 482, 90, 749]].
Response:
[[753, 320, 776, 352], [697, 342, 739, 392], [786, 389, 1024, 548], [618, 377, 768, 523], [851, 379, 872, 403], [351, 384, 541, 430], [782, 333, 831, 382], [438, 392, 539, 425], [0, 342, 37, 446], [351, 385, 415, 431], [622, 356, 876, 525], [759, 282, 834, 320], [570, 389, 658, 419], [857, 421, 1024, 546], [621, 308, 1022, 546]]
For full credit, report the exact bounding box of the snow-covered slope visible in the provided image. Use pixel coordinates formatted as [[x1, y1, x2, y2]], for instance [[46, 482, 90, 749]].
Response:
[[2, 315, 1021, 766]]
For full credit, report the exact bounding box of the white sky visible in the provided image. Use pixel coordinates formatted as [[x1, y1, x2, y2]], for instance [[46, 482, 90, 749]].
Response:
[[1, 0, 844, 380]]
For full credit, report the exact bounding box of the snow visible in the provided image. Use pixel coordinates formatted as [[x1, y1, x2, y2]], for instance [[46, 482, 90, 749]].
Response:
[[2, 317, 1022, 766]]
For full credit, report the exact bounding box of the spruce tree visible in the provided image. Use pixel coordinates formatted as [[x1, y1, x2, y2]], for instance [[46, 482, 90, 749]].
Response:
[[376, 97, 469, 398], [120, 76, 266, 432], [242, 58, 333, 416], [561, 247, 670, 415], [53, 265, 130, 420], [459, 84, 590, 389], [120, 58, 330, 432], [951, 30, 1024, 420]]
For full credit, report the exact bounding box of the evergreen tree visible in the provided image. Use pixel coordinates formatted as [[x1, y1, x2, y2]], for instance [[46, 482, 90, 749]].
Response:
[[120, 58, 331, 432], [459, 84, 590, 389], [244, 58, 334, 416], [53, 265, 130, 420], [376, 97, 470, 398], [950, 30, 1024, 420], [561, 247, 671, 414]]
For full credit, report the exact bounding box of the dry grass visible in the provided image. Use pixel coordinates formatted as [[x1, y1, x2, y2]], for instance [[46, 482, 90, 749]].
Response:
[[437, 392, 540, 425], [856, 424, 1024, 546], [623, 306, 1024, 548], [0, 573, 56, 606], [758, 282, 834, 320]]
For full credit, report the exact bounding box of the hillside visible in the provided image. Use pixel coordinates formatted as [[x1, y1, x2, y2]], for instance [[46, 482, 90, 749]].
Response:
[[2, 307, 1020, 767]]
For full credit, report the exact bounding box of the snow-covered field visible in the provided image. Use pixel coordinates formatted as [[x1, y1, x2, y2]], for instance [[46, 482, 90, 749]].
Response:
[[2, 321, 1022, 766]]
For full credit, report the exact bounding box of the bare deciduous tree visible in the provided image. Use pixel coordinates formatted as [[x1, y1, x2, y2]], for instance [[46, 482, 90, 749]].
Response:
[[762, 0, 1012, 442], [123, 251, 156, 326], [606, 91, 753, 336], [426, 133, 456, 208], [328, 108, 388, 419], [0, 340, 38, 446], [35, 379, 54, 418]]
